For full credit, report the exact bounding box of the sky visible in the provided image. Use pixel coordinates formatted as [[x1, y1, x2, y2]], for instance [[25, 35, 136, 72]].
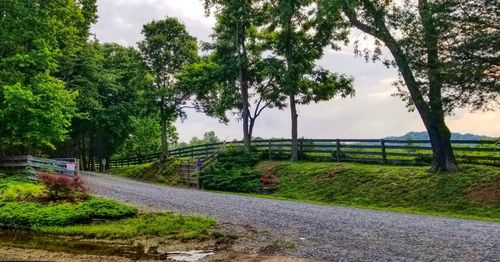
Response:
[[91, 0, 499, 142]]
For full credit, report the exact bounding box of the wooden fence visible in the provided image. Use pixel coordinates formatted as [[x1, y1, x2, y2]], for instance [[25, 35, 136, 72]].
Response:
[[0, 156, 79, 176], [109, 139, 500, 168]]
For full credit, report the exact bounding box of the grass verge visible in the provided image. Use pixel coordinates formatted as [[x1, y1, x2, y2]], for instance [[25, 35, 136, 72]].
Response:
[[35, 212, 215, 240], [255, 161, 499, 221], [0, 174, 214, 240]]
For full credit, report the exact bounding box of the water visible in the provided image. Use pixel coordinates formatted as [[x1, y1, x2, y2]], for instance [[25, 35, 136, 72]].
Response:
[[0, 230, 214, 261]]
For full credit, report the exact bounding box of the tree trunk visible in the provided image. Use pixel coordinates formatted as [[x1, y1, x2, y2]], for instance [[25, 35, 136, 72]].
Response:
[[236, 20, 251, 153], [241, 82, 251, 153], [161, 118, 169, 160], [290, 95, 299, 161], [343, 1, 459, 172], [248, 117, 256, 143], [80, 133, 87, 171], [89, 133, 95, 171], [425, 114, 458, 172], [419, 0, 458, 172]]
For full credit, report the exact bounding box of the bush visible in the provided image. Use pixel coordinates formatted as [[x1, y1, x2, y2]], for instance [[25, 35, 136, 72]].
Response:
[[37, 173, 88, 201], [200, 146, 262, 193], [0, 197, 138, 228], [76, 197, 138, 220], [2, 183, 45, 201]]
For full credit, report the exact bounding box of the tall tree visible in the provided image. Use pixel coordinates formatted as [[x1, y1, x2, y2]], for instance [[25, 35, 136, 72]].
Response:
[[113, 116, 179, 159], [336, 0, 499, 171], [0, 0, 96, 155], [264, 0, 355, 161], [138, 17, 198, 159], [61, 41, 150, 170], [188, 0, 286, 152]]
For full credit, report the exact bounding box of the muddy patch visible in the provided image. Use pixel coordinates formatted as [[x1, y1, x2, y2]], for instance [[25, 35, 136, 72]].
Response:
[[315, 165, 345, 182], [0, 223, 304, 261], [0, 230, 215, 261], [468, 181, 500, 205]]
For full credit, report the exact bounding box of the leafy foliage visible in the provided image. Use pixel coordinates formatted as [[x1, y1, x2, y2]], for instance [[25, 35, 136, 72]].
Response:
[[0, 0, 96, 154], [37, 173, 88, 202], [200, 146, 262, 192], [2, 183, 45, 201], [261, 0, 355, 160], [0, 197, 137, 228], [182, 0, 287, 151], [335, 0, 499, 171], [138, 17, 198, 157], [63, 42, 152, 170]]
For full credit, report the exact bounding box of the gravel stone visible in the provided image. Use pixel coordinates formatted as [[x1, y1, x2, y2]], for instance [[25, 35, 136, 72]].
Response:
[[82, 171, 500, 262]]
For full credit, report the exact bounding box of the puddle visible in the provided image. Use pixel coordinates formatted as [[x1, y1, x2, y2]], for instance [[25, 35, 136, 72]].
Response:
[[167, 250, 215, 262], [0, 230, 214, 261]]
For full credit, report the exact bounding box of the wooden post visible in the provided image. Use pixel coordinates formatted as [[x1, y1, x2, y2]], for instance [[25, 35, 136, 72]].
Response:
[[381, 139, 388, 164], [299, 138, 304, 160], [336, 139, 341, 162], [268, 139, 272, 160]]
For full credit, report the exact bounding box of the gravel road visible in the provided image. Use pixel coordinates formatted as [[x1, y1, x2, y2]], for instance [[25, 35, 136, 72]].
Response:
[[82, 171, 500, 262]]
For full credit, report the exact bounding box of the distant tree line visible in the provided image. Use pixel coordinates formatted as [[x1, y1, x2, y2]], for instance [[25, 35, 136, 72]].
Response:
[[0, 0, 497, 172]]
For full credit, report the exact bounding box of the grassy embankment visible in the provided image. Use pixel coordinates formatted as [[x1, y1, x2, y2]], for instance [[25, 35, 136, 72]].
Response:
[[254, 161, 499, 221], [107, 160, 182, 186], [106, 146, 499, 221], [0, 174, 213, 240]]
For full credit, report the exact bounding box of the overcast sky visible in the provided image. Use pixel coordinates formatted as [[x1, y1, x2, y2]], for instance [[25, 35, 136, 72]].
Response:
[[91, 0, 499, 142]]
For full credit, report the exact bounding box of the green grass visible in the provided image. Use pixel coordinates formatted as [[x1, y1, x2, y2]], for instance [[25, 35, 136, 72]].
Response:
[[255, 161, 500, 221], [106, 163, 153, 178], [0, 174, 215, 240], [35, 212, 215, 240], [0, 197, 138, 228], [107, 160, 182, 186]]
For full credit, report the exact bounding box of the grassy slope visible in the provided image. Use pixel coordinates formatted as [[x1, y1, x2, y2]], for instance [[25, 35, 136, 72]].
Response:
[[106, 163, 152, 178], [107, 161, 181, 186], [257, 161, 500, 221]]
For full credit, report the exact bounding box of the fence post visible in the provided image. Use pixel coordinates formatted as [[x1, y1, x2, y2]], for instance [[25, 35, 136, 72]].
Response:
[[381, 139, 388, 164], [268, 140, 272, 160], [299, 138, 304, 160], [336, 139, 341, 162], [191, 147, 194, 159]]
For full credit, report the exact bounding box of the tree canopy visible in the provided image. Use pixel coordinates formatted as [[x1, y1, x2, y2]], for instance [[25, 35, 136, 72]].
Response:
[[334, 0, 499, 171], [0, 0, 97, 155], [138, 17, 198, 158], [263, 0, 355, 160]]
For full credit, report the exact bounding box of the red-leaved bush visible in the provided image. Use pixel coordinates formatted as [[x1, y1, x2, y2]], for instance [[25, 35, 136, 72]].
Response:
[[37, 173, 89, 202]]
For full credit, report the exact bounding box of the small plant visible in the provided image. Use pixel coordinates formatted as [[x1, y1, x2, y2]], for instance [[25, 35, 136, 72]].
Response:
[[37, 173, 88, 202], [2, 183, 45, 201], [200, 146, 263, 193]]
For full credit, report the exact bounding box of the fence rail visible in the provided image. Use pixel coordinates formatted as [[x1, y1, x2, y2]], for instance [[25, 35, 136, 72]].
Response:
[[110, 139, 500, 168], [0, 156, 79, 176]]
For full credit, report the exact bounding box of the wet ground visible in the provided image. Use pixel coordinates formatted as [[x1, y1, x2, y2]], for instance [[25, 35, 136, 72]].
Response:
[[0, 230, 213, 261], [0, 222, 305, 261]]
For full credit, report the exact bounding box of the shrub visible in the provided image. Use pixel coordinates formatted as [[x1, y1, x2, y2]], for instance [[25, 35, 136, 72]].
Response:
[[200, 146, 262, 193], [76, 197, 138, 220], [2, 183, 45, 201], [37, 173, 88, 201], [0, 197, 138, 228]]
